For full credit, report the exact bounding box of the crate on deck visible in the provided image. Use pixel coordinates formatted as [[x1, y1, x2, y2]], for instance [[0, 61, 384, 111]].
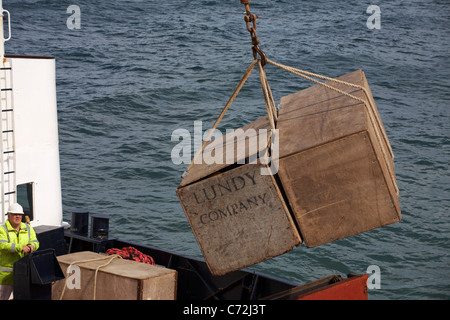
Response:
[[52, 251, 177, 300]]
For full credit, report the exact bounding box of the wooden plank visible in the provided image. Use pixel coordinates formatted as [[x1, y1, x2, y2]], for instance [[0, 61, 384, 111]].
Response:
[[278, 130, 400, 247], [278, 94, 367, 157], [180, 115, 271, 187], [279, 70, 394, 171], [276, 70, 401, 247], [177, 163, 301, 276]]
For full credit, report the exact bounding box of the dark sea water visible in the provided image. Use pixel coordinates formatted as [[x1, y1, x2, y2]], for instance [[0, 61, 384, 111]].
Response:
[[5, 0, 449, 299]]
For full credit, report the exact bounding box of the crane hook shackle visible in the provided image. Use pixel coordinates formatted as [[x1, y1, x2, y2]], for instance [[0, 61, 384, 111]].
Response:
[[241, 0, 267, 66]]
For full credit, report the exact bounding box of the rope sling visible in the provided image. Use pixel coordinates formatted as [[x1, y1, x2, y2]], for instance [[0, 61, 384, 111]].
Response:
[[182, 0, 397, 196]]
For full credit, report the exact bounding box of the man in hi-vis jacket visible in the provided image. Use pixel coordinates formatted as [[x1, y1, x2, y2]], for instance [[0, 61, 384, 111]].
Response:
[[0, 203, 39, 300]]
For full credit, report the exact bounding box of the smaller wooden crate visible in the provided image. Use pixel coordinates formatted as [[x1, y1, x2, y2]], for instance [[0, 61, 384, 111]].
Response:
[[177, 117, 302, 276], [276, 70, 401, 247], [52, 251, 177, 300]]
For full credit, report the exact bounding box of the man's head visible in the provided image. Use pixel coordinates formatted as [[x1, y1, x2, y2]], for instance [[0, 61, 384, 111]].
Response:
[[7, 203, 24, 228]]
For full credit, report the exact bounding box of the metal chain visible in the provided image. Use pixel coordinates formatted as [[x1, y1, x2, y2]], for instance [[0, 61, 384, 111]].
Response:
[[241, 0, 267, 65]]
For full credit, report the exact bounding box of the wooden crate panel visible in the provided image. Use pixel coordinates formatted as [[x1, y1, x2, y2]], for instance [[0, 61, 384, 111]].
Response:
[[278, 70, 394, 172], [278, 132, 400, 247], [177, 163, 301, 276], [52, 251, 177, 300], [277, 69, 401, 247]]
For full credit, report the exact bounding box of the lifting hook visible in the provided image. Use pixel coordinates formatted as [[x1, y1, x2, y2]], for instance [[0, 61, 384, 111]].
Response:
[[240, 0, 267, 66]]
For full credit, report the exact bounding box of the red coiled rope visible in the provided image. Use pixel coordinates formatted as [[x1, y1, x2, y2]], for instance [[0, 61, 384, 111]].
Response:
[[106, 247, 155, 265]]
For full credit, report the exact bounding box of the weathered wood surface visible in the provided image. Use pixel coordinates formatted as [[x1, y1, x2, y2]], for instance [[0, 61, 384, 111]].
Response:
[[52, 251, 177, 300], [180, 115, 272, 187], [277, 69, 401, 247], [177, 163, 301, 276]]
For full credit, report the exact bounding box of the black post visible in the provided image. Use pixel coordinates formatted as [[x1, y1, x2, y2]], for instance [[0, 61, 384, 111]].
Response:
[[13, 249, 65, 300]]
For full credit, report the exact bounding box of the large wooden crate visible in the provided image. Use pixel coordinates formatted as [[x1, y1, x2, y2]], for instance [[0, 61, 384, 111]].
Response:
[[276, 69, 401, 247], [52, 251, 177, 300], [177, 116, 302, 276]]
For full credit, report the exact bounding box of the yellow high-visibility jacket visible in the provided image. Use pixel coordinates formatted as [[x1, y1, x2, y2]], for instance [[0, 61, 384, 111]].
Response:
[[0, 220, 40, 285]]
